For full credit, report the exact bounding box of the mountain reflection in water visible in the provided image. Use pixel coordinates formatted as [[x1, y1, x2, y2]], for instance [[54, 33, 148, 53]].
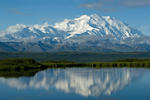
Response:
[[0, 68, 144, 97]]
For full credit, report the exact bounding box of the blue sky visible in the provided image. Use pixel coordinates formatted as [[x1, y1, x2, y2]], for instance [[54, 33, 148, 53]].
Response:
[[0, 0, 150, 35]]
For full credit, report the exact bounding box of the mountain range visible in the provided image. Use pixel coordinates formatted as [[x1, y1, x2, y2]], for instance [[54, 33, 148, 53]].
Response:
[[0, 14, 150, 52]]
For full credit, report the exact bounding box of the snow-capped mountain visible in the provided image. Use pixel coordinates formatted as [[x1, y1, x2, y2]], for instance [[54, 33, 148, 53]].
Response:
[[0, 22, 67, 42], [0, 14, 150, 52], [54, 14, 142, 39]]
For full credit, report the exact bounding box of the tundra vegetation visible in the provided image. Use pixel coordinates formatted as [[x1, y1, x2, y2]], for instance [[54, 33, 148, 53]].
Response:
[[0, 58, 150, 77]]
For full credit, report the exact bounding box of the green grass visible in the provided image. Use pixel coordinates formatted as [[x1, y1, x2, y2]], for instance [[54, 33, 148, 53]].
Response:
[[41, 58, 150, 68], [0, 58, 47, 70], [0, 58, 47, 77], [0, 58, 150, 77], [0, 58, 150, 69]]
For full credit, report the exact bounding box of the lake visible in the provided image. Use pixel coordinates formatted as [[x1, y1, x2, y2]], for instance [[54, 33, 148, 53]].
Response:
[[0, 68, 150, 100]]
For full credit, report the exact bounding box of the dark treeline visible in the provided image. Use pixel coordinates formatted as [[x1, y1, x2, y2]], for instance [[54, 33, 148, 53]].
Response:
[[0, 52, 150, 62]]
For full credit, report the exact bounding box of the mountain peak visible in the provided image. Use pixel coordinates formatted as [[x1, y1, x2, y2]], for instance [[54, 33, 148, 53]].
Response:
[[75, 15, 90, 20], [54, 15, 94, 38], [54, 14, 143, 39], [0, 14, 143, 41], [0, 14, 150, 52]]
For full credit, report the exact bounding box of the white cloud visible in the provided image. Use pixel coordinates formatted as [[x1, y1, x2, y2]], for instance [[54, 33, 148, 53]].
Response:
[[80, 0, 150, 12], [9, 8, 32, 16]]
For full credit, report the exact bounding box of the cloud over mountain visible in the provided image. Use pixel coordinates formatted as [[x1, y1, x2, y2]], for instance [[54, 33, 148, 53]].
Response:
[[80, 0, 150, 12]]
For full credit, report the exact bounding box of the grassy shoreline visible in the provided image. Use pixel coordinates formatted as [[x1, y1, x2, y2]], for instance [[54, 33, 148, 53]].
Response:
[[0, 58, 150, 69], [41, 59, 150, 68], [0, 58, 149, 77], [0, 58, 47, 77]]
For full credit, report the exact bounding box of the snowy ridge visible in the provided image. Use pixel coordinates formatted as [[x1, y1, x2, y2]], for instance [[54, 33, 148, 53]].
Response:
[[0, 14, 143, 42], [0, 14, 150, 52], [54, 14, 142, 39], [0, 22, 67, 42], [54, 15, 94, 38]]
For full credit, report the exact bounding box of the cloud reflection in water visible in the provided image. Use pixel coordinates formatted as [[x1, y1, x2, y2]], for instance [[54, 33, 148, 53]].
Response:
[[0, 68, 142, 97]]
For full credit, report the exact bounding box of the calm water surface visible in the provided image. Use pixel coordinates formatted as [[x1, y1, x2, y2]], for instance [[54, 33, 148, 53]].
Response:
[[0, 68, 150, 100]]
